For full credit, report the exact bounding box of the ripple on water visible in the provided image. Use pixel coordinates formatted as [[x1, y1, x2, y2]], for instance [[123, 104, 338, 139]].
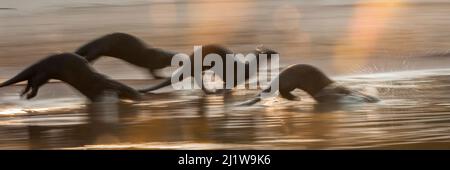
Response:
[[2, 68, 450, 149]]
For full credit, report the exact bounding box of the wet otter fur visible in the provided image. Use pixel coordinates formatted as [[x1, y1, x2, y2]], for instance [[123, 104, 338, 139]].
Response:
[[240, 64, 379, 105], [0, 53, 141, 101], [139, 44, 278, 94], [75, 32, 177, 79]]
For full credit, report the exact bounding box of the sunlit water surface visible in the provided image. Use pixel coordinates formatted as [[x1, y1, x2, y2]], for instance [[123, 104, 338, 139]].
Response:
[[1, 0, 450, 149], [1, 68, 450, 149]]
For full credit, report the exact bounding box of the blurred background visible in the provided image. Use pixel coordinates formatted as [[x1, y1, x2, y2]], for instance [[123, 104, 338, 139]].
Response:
[[1, 0, 450, 80], [1, 0, 450, 149]]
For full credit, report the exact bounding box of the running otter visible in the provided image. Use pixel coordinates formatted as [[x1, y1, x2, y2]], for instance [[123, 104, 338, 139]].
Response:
[[75, 32, 177, 79], [240, 64, 379, 105], [0, 53, 141, 101], [139, 44, 278, 94]]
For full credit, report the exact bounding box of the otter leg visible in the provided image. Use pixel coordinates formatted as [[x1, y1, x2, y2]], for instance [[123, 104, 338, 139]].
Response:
[[115, 83, 141, 100], [140, 66, 192, 93], [20, 81, 31, 97], [26, 74, 48, 99], [26, 87, 39, 99]]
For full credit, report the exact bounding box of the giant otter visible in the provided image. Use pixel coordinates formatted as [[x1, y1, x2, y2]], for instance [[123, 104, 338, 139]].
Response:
[[138, 44, 278, 94], [75, 32, 177, 79], [240, 64, 379, 105], [0, 53, 141, 101]]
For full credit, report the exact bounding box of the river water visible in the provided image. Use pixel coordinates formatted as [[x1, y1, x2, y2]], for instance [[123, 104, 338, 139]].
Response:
[[1, 0, 450, 149], [1, 68, 450, 149]]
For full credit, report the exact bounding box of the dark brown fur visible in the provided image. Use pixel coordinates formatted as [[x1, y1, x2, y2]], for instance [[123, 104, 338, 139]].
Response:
[[0, 53, 141, 101], [240, 64, 378, 105], [139, 44, 278, 94], [75, 32, 177, 79]]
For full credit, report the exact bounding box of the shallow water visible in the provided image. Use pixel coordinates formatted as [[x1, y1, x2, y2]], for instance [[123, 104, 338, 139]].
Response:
[[0, 68, 450, 149], [2, 0, 450, 79], [1, 0, 450, 149]]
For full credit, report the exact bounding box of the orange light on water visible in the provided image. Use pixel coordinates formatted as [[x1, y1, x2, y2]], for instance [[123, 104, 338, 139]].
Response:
[[334, 0, 405, 72]]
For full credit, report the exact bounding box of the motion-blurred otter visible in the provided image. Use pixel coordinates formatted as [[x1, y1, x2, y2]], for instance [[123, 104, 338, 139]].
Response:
[[240, 64, 379, 105], [0, 53, 141, 101], [75, 32, 177, 79], [139, 44, 278, 94]]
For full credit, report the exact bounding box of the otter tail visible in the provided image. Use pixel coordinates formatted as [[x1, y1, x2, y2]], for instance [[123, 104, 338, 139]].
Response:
[[138, 78, 172, 93], [0, 66, 33, 88]]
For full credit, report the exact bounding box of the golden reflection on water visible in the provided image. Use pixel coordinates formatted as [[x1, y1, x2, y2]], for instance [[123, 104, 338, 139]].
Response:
[[1, 0, 450, 149], [0, 69, 450, 149], [334, 0, 405, 72]]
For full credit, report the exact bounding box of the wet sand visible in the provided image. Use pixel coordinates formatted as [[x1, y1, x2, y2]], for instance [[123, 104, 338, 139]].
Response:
[[1, 0, 450, 149]]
